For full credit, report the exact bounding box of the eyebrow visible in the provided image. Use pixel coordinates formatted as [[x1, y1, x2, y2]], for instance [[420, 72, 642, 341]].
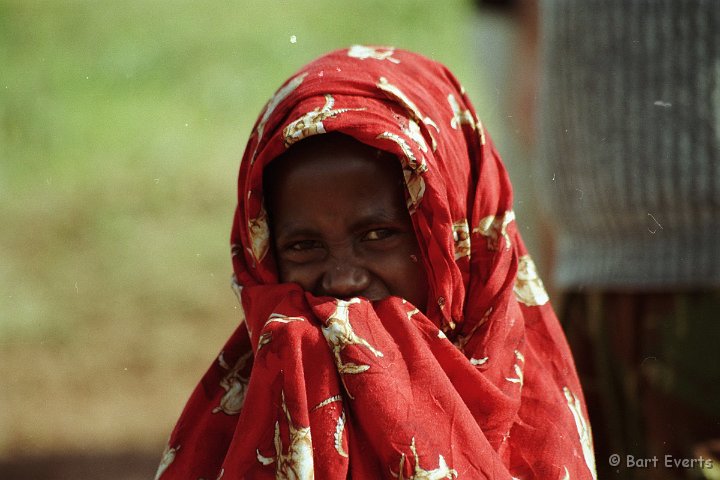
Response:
[[274, 210, 407, 241]]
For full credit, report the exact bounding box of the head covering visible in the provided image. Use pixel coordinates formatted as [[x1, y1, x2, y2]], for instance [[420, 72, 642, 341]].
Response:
[[156, 46, 596, 480]]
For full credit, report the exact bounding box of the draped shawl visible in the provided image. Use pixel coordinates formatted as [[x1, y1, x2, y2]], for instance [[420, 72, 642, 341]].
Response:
[[156, 46, 596, 480]]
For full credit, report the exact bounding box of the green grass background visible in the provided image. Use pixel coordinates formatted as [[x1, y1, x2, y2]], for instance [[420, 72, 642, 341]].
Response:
[[0, 0, 497, 458]]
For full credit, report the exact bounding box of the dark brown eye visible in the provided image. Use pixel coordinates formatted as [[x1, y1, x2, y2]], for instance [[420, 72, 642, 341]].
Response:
[[280, 239, 326, 264], [287, 240, 323, 251], [363, 229, 394, 241]]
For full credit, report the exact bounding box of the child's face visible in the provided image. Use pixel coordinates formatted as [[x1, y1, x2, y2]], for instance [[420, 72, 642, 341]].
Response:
[[265, 134, 428, 311]]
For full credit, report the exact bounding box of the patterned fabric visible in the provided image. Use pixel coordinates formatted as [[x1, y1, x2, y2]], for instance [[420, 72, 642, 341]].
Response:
[[157, 47, 595, 479]]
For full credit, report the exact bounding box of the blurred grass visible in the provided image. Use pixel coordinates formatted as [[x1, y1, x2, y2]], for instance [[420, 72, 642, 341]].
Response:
[[0, 0, 485, 458]]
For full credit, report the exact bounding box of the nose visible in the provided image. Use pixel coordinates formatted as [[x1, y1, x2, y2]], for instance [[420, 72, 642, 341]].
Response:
[[319, 259, 371, 300]]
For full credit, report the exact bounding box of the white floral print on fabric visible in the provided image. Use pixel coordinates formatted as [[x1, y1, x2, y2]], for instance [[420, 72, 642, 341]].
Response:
[[213, 350, 252, 415], [376, 77, 439, 151], [257, 332, 272, 351], [505, 350, 525, 387], [404, 118, 429, 153], [312, 395, 343, 411], [454, 307, 492, 353], [154, 444, 179, 480], [470, 357, 489, 367], [322, 298, 384, 399], [347, 45, 400, 63], [248, 203, 270, 263], [514, 255, 550, 307], [283, 94, 365, 147], [390, 437, 458, 479], [334, 410, 349, 458], [257, 391, 314, 480], [230, 276, 247, 323], [447, 93, 475, 130], [252, 73, 308, 162], [376, 131, 427, 213], [476, 117, 487, 146], [452, 219, 471, 260], [564, 387, 597, 480], [473, 210, 515, 251], [257, 313, 306, 352]]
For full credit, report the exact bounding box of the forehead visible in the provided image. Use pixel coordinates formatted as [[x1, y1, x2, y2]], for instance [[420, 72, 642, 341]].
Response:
[[263, 133, 406, 213]]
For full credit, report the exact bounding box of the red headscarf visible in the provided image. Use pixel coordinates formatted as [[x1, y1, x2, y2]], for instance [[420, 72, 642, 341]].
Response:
[[156, 46, 596, 480]]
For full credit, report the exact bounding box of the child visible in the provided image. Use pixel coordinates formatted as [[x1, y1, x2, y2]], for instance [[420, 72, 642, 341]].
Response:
[[155, 46, 596, 479]]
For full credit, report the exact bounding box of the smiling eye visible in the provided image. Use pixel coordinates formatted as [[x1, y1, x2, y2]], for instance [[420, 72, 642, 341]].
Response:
[[363, 229, 394, 241], [287, 240, 323, 251]]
